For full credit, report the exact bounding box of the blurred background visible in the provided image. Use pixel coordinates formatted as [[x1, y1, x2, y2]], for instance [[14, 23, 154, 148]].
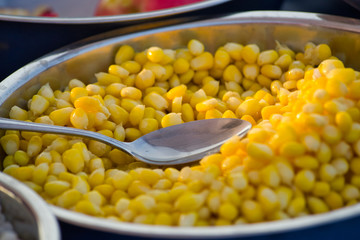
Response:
[[1, 0, 360, 81]]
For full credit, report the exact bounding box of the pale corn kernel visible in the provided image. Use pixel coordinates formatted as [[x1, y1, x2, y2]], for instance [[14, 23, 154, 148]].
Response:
[[190, 52, 214, 71], [316, 142, 332, 163], [9, 106, 28, 120], [30, 95, 49, 115], [319, 163, 337, 182], [120, 87, 142, 100], [247, 142, 273, 162], [318, 59, 344, 75], [188, 39, 204, 56], [257, 186, 280, 214], [143, 92, 168, 111], [260, 164, 280, 188], [276, 186, 293, 210], [241, 200, 264, 223], [202, 78, 219, 97], [341, 184, 360, 201], [223, 42, 243, 60], [135, 69, 155, 90], [257, 50, 279, 65], [1, 134, 20, 155], [161, 113, 183, 128], [261, 64, 282, 79], [243, 64, 259, 81]]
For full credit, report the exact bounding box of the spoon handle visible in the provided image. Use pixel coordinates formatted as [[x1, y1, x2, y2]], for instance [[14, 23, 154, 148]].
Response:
[[0, 117, 132, 154]]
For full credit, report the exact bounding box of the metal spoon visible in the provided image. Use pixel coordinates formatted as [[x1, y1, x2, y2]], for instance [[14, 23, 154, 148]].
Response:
[[0, 117, 251, 165]]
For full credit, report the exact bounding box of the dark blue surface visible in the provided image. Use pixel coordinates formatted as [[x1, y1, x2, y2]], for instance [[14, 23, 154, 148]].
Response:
[[60, 212, 360, 240]]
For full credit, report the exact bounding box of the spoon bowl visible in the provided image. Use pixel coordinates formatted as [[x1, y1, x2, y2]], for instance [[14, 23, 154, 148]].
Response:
[[0, 117, 251, 165]]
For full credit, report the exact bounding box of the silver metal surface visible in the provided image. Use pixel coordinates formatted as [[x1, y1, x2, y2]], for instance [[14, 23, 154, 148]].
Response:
[[0, 172, 60, 240], [2, 10, 360, 239], [0, 117, 250, 165], [0, 0, 230, 24]]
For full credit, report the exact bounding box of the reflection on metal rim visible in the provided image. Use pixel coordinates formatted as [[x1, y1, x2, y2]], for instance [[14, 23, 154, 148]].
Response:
[[0, 0, 230, 24]]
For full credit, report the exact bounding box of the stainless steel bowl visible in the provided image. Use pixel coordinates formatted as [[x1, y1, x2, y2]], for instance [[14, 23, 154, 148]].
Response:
[[0, 172, 60, 240], [0, 0, 230, 24], [2, 10, 360, 239]]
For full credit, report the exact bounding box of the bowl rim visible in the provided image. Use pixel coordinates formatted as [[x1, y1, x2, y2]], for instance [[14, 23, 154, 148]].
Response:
[[0, 0, 230, 24], [0, 172, 61, 240], [2, 10, 360, 239]]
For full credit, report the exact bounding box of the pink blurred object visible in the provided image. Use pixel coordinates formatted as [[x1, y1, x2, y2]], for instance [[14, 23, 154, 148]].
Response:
[[95, 0, 203, 16], [140, 0, 203, 12]]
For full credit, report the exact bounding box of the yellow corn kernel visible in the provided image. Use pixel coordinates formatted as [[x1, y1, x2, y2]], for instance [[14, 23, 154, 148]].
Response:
[[257, 50, 279, 66], [241, 200, 264, 223], [139, 118, 159, 135], [223, 42, 243, 61], [56, 189, 82, 209], [75, 200, 103, 216], [286, 197, 305, 217], [146, 46, 164, 63], [275, 53, 292, 69], [223, 64, 242, 83], [120, 87, 142, 100], [214, 48, 231, 69], [241, 44, 260, 64], [44, 180, 71, 197], [173, 58, 190, 74], [247, 142, 273, 162], [181, 103, 194, 122], [123, 128, 140, 141], [115, 45, 135, 65], [128, 104, 145, 127], [257, 186, 280, 214], [307, 196, 329, 214], [324, 191, 344, 210], [341, 184, 360, 202], [62, 148, 84, 174], [13, 150, 29, 166], [294, 155, 319, 169], [175, 192, 205, 212], [143, 107, 156, 119], [190, 52, 214, 71], [322, 124, 342, 145], [294, 170, 315, 192], [312, 181, 330, 197], [122, 60, 142, 74], [261, 64, 282, 79], [276, 186, 293, 210], [318, 59, 344, 75], [135, 69, 155, 90]]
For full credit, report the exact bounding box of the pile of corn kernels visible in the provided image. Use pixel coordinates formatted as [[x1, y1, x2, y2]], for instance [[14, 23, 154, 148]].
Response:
[[1, 39, 360, 226]]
